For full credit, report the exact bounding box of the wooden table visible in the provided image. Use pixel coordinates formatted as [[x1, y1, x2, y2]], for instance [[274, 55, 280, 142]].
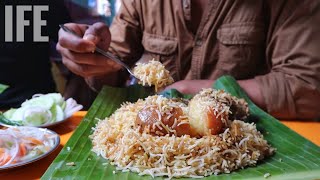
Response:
[[0, 111, 319, 180]]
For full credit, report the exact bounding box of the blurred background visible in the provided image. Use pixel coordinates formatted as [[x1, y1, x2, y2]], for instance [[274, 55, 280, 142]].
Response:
[[0, 0, 121, 110]]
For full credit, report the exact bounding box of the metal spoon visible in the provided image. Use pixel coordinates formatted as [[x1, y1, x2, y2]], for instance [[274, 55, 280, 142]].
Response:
[[59, 24, 139, 84]]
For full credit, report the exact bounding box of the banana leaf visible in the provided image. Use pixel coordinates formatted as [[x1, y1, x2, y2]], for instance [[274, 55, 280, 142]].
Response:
[[0, 84, 8, 94], [42, 76, 320, 180]]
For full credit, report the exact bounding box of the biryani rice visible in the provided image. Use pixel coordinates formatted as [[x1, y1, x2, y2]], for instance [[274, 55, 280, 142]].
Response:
[[133, 60, 174, 92], [91, 94, 274, 179]]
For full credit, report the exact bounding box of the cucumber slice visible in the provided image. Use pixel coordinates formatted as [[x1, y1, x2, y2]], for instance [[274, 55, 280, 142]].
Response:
[[61, 101, 66, 111], [11, 106, 29, 121], [45, 93, 64, 106], [21, 96, 54, 110], [55, 105, 64, 121], [50, 105, 65, 122], [50, 105, 57, 122], [0, 113, 23, 126], [3, 108, 17, 119], [23, 107, 52, 126]]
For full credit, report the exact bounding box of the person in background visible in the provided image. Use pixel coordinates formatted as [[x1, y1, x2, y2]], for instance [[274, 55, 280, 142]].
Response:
[[57, 0, 320, 119], [0, 0, 70, 109]]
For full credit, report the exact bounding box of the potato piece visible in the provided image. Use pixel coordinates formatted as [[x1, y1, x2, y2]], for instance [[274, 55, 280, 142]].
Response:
[[135, 106, 192, 136], [188, 98, 226, 136], [206, 108, 224, 135]]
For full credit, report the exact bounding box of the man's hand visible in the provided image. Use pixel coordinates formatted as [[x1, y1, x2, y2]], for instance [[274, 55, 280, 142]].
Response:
[[57, 22, 121, 78], [164, 80, 215, 94], [238, 79, 266, 110]]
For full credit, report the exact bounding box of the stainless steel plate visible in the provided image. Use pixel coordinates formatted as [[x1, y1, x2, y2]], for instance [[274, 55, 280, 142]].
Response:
[[0, 127, 60, 171], [0, 116, 70, 128]]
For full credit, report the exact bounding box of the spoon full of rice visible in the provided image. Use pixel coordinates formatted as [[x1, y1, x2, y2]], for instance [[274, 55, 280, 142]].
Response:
[[132, 59, 174, 92], [60, 25, 174, 91]]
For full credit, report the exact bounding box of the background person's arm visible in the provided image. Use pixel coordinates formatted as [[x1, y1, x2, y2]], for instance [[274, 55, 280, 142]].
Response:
[[165, 79, 266, 111], [253, 0, 320, 120]]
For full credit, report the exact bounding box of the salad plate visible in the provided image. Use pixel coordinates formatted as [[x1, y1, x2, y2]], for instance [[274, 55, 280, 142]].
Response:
[[0, 126, 60, 171], [0, 93, 83, 128]]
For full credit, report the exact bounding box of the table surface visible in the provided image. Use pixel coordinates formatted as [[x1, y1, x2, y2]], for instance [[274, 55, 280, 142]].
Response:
[[0, 111, 319, 180]]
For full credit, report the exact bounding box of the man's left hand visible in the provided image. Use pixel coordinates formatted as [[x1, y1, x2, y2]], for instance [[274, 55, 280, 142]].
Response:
[[164, 80, 215, 94]]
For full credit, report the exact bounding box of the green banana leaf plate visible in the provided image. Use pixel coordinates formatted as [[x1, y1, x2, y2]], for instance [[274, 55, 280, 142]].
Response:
[[0, 84, 8, 94], [42, 76, 320, 180]]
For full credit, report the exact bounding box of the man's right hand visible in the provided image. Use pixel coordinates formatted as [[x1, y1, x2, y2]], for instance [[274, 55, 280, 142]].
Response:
[[57, 22, 122, 78]]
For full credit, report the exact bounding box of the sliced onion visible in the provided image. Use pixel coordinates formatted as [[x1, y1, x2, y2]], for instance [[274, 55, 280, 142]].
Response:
[[0, 134, 19, 166], [64, 98, 83, 118], [0, 127, 58, 167], [65, 105, 83, 118]]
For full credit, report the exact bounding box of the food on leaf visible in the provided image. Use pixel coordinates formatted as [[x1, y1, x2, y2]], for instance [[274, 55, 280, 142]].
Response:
[[91, 88, 274, 179]]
